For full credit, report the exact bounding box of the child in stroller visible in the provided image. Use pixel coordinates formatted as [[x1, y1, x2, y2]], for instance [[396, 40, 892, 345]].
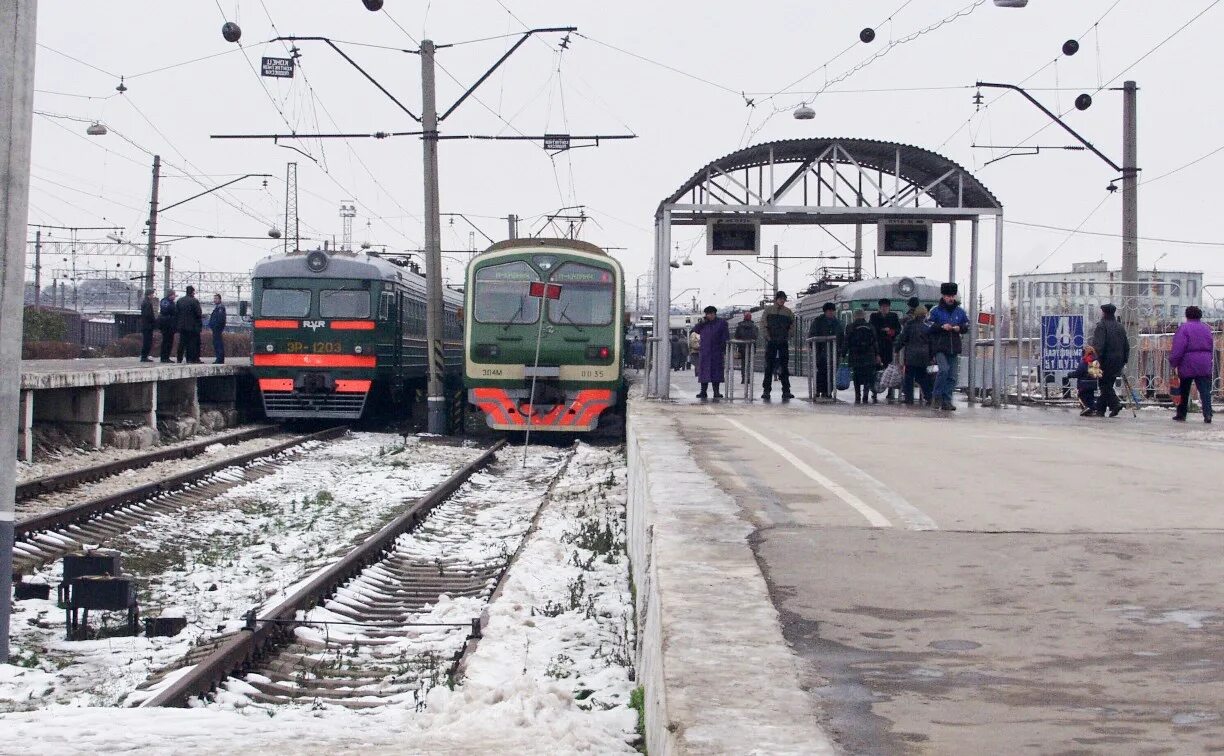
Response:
[[1067, 345, 1103, 416]]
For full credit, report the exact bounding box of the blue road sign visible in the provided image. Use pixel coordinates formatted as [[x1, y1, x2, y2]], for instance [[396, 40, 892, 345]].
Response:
[[1041, 314, 1085, 373]]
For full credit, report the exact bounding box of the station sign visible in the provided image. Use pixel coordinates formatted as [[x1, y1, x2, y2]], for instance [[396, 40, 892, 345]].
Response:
[[543, 134, 571, 152], [1040, 314, 1084, 373], [260, 57, 295, 78], [706, 218, 760, 256]]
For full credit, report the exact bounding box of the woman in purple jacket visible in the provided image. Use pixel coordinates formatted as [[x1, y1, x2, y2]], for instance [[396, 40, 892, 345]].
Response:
[[692, 306, 730, 399], [1169, 306, 1215, 423]]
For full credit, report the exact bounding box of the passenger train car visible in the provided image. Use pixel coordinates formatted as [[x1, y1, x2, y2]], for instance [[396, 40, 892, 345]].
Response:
[[251, 248, 463, 420], [464, 238, 625, 433], [787, 276, 944, 372]]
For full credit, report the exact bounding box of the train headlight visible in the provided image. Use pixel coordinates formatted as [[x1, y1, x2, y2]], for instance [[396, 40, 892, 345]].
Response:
[[265, 344, 274, 353], [354, 345, 363, 354]]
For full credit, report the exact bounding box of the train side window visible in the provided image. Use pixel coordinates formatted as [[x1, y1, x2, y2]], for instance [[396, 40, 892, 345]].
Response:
[[379, 292, 393, 321]]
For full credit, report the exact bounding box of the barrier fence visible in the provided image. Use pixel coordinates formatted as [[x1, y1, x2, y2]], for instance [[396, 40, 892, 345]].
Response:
[[722, 339, 756, 401], [805, 336, 838, 403]]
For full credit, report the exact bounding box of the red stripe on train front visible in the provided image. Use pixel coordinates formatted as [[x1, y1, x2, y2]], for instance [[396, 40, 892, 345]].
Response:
[[253, 354, 376, 368], [258, 378, 294, 392]]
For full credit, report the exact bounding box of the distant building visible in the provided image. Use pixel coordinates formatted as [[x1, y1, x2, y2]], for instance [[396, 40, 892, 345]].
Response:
[[1009, 261, 1202, 325]]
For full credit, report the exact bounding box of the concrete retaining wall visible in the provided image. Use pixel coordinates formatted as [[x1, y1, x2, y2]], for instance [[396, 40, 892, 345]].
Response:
[[626, 395, 834, 755]]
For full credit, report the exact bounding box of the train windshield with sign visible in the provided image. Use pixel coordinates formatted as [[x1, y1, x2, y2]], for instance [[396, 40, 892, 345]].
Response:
[[260, 288, 310, 317], [473, 261, 541, 324], [548, 262, 615, 326]]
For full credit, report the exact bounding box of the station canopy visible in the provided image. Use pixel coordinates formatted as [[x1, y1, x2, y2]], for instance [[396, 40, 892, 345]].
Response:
[[656, 137, 1002, 225]]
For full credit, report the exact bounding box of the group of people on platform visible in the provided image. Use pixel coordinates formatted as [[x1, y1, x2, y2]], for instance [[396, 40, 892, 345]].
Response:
[[680, 284, 970, 410], [1067, 303, 1212, 423], [138, 286, 228, 364]]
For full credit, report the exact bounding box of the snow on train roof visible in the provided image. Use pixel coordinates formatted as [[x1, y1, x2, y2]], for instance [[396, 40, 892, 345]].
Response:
[[795, 276, 943, 313]]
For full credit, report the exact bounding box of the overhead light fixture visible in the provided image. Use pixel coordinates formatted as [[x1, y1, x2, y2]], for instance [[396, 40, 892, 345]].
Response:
[[682, 258, 693, 266], [670, 260, 681, 269], [793, 104, 815, 120], [86, 122, 108, 136], [268, 226, 282, 239], [993, 0, 1028, 6]]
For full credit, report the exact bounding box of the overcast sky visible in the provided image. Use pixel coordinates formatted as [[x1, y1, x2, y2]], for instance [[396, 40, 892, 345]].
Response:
[[25, 0, 1224, 310]]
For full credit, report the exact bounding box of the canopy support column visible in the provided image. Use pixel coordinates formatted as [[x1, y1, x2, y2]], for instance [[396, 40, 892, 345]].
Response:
[[967, 219, 979, 406], [993, 214, 1005, 409]]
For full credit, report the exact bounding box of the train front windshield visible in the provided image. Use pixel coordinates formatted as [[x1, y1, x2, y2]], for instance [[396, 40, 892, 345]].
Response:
[[473, 261, 542, 325], [548, 262, 615, 326]]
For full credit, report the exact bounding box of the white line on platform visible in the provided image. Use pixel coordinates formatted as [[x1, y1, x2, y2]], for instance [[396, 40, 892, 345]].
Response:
[[723, 417, 893, 528], [785, 431, 938, 531]]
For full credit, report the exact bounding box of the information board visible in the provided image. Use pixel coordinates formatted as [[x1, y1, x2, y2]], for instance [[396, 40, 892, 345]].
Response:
[[1040, 314, 1085, 373]]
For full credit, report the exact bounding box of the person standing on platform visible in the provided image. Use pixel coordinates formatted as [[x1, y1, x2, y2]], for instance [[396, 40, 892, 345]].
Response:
[[176, 285, 204, 364], [870, 298, 902, 403], [1169, 305, 1214, 423], [139, 289, 157, 363], [925, 283, 970, 412], [208, 293, 227, 364], [1090, 303, 1129, 418], [894, 305, 933, 406], [733, 311, 759, 383], [846, 309, 880, 405], [157, 290, 177, 363], [808, 302, 844, 398], [692, 306, 730, 399], [688, 328, 701, 374], [901, 296, 921, 325], [761, 291, 795, 400]]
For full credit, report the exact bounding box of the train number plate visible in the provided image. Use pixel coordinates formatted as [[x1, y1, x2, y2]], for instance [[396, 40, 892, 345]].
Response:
[[284, 340, 344, 354]]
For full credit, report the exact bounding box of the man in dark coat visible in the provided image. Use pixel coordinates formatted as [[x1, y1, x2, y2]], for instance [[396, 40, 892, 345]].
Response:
[[807, 302, 844, 398], [846, 309, 880, 404], [157, 290, 177, 363], [139, 289, 157, 362], [733, 312, 759, 383], [869, 298, 902, 403], [208, 293, 227, 364], [761, 291, 795, 400], [1090, 302, 1130, 417], [924, 282, 970, 411], [176, 285, 204, 364], [692, 306, 730, 399]]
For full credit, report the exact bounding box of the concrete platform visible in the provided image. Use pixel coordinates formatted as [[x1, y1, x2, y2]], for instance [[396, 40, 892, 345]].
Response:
[[630, 368, 1224, 753], [17, 358, 253, 461]]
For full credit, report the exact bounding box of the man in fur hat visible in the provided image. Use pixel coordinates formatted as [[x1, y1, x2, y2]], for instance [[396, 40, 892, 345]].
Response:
[[1090, 302, 1129, 417], [924, 282, 970, 411]]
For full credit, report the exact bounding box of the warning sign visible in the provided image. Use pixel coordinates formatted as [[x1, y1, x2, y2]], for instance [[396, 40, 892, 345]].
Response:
[[260, 57, 295, 78]]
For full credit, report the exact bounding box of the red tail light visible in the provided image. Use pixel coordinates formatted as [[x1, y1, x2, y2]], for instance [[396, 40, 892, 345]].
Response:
[[585, 345, 611, 360]]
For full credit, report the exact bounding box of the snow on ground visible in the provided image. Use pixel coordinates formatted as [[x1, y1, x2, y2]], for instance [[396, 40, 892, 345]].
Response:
[[3, 433, 482, 713], [0, 442, 639, 755], [15, 425, 280, 484]]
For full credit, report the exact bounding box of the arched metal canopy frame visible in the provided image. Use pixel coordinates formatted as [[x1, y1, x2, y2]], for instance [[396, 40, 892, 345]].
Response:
[[648, 137, 1007, 406]]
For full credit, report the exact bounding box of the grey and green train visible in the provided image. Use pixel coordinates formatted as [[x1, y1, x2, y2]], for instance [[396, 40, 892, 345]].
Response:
[[251, 248, 463, 420], [464, 238, 625, 432]]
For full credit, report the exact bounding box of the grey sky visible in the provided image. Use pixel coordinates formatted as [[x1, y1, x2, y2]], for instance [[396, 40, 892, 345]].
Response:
[[27, 1, 1224, 310]]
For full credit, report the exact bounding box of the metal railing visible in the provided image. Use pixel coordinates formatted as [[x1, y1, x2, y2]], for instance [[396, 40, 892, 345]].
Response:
[[722, 339, 757, 401], [806, 336, 839, 402], [644, 337, 663, 399]]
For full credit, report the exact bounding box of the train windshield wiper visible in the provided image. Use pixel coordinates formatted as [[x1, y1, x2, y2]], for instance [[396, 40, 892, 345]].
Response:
[[554, 302, 584, 333], [502, 298, 526, 330]]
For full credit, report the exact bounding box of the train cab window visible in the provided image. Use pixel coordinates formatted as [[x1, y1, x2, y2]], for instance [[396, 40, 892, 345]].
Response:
[[548, 262, 615, 327], [473, 261, 540, 324], [320, 289, 372, 318], [259, 288, 310, 317]]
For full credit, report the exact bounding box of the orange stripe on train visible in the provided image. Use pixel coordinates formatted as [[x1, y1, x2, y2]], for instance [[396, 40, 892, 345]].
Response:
[[253, 354, 376, 368], [253, 319, 299, 329]]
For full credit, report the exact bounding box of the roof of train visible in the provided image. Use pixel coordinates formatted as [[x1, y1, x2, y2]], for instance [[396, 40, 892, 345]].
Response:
[[795, 276, 943, 313], [251, 249, 462, 305], [481, 238, 608, 257]]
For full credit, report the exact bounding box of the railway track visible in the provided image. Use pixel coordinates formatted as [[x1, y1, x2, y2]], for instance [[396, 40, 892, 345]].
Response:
[[140, 440, 572, 710], [15, 425, 281, 503], [11, 426, 349, 575]]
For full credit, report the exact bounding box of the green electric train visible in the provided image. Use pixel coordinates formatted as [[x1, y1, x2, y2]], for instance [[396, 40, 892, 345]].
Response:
[[250, 247, 463, 419], [463, 238, 626, 433]]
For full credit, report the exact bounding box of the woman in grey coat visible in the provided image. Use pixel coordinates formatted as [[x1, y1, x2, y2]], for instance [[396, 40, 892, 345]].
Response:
[[893, 305, 933, 405]]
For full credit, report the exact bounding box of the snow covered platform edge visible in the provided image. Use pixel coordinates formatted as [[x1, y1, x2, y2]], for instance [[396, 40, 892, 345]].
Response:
[[626, 392, 834, 754]]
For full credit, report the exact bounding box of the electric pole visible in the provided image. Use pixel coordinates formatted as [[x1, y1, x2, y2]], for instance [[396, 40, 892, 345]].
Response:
[[1121, 80, 1139, 381], [146, 155, 161, 294], [421, 40, 447, 435], [1, 0, 39, 664], [33, 229, 40, 306], [772, 243, 779, 296], [508, 213, 518, 240]]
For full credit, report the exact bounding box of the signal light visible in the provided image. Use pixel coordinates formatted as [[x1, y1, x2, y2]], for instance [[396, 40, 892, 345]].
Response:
[[585, 345, 611, 361]]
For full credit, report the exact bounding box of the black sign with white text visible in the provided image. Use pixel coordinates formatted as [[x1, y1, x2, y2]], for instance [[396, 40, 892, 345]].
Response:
[[261, 57, 295, 78]]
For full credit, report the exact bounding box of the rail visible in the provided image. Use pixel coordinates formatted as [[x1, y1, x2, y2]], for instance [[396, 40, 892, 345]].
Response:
[[16, 425, 281, 502], [805, 336, 839, 402], [16, 426, 348, 538], [722, 340, 757, 402], [143, 439, 507, 708]]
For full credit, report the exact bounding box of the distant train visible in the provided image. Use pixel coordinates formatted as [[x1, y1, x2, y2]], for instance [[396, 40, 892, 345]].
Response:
[[784, 276, 944, 373], [250, 248, 463, 420], [464, 238, 625, 433]]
